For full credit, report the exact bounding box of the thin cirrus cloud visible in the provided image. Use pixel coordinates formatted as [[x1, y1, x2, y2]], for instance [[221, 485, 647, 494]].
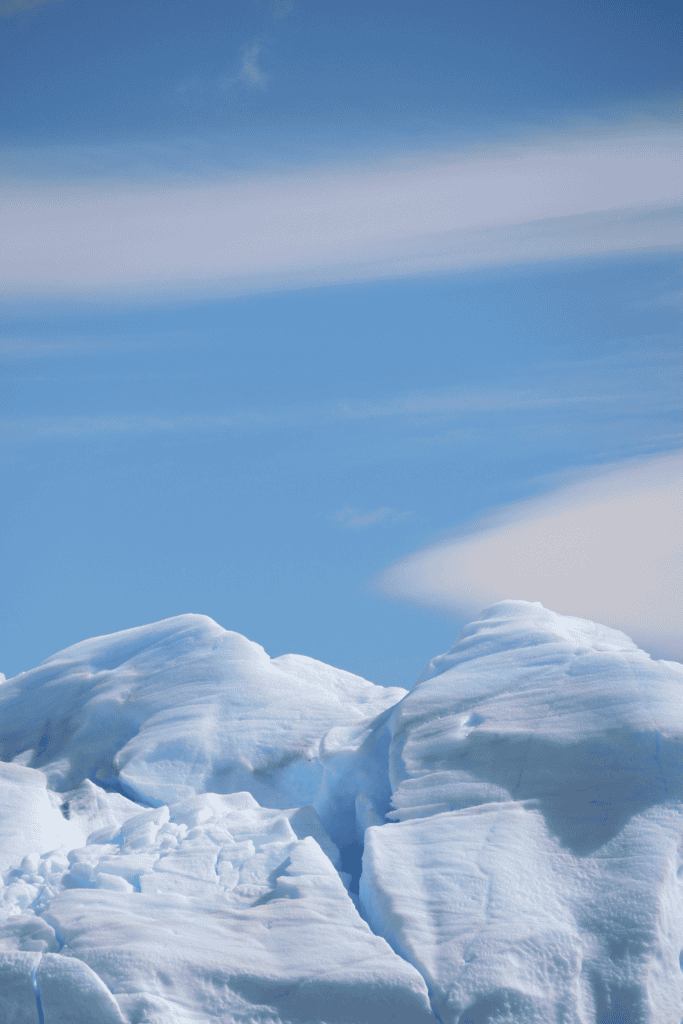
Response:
[[2, 365, 666, 445], [334, 507, 412, 530], [0, 0, 61, 15], [1, 125, 681, 304], [2, 347, 680, 444], [377, 449, 683, 662], [0, 385, 576, 444]]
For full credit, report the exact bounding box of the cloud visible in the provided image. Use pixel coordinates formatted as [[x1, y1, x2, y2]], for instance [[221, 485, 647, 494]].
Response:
[[0, 410, 270, 443], [223, 41, 269, 90], [237, 42, 268, 89], [0, 0, 61, 15], [3, 343, 681, 449], [269, 0, 293, 20], [378, 449, 683, 662], [652, 286, 683, 307], [334, 506, 412, 529], [1, 124, 681, 304], [0, 333, 170, 359]]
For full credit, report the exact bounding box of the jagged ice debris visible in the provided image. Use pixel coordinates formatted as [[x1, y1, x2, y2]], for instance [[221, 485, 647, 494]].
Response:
[[1, 601, 683, 1022]]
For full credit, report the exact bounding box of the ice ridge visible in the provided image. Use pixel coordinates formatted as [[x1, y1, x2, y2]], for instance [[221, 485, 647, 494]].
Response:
[[1, 601, 683, 1022]]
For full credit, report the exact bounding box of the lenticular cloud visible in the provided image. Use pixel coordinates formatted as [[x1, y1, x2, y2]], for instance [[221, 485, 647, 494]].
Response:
[[380, 448, 683, 662], [1, 603, 683, 1022]]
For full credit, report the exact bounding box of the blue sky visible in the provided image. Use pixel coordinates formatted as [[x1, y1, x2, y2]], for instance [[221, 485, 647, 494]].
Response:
[[1, 0, 682, 683]]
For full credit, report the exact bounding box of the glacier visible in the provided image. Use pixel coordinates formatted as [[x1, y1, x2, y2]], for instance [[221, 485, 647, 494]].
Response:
[[1, 601, 683, 1023]]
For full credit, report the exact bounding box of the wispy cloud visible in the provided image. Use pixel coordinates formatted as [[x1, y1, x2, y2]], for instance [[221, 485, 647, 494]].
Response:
[[333, 506, 412, 529], [229, 41, 269, 90], [269, 0, 293, 21], [0, 411, 270, 443], [0, 330, 198, 359], [1, 124, 680, 303], [0, 0, 61, 15], [378, 449, 683, 662], [179, 2, 291, 99], [182, 40, 269, 96], [651, 287, 683, 308], [2, 343, 681, 444], [0, 389, 550, 444]]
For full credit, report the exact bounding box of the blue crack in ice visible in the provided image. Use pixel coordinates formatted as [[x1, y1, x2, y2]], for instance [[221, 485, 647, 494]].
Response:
[[30, 964, 45, 1024]]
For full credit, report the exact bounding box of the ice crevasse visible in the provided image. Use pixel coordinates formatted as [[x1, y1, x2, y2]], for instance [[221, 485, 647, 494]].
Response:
[[1, 599, 683, 1023]]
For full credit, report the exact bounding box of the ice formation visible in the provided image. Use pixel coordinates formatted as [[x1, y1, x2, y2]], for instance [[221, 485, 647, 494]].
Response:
[[1, 601, 683, 1022]]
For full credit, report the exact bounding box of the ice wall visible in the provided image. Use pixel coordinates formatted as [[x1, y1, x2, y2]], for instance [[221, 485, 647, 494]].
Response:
[[1, 602, 683, 1022]]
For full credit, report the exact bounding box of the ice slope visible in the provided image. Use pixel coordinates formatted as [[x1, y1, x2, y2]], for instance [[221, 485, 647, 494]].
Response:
[[358, 600, 683, 1023], [1, 602, 683, 1022]]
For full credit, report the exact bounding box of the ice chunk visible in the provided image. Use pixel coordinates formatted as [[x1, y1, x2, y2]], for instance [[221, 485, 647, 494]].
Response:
[[58, 779, 142, 838], [361, 803, 584, 1022], [361, 800, 683, 1023], [284, 803, 342, 869], [44, 836, 433, 1023], [0, 916, 60, 953], [0, 763, 84, 875], [0, 950, 42, 1024], [36, 952, 127, 1023]]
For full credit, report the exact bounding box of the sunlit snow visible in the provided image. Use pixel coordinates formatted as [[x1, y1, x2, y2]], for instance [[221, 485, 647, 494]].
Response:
[[1, 601, 683, 1022]]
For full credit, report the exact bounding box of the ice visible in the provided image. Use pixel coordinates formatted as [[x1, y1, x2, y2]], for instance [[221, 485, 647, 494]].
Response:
[[0, 950, 42, 1024], [35, 953, 128, 1023], [0, 614, 405, 814], [384, 600, 683, 846], [42, 837, 433, 1024], [2, 601, 683, 1021], [357, 600, 683, 1022], [0, 763, 84, 876]]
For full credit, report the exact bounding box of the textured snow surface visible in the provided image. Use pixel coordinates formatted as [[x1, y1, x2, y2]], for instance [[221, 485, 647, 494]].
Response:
[[1, 602, 683, 1022]]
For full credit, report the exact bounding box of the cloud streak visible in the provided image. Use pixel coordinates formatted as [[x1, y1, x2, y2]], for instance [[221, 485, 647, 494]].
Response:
[[334, 506, 411, 529], [1, 126, 681, 303], [0, 382, 644, 444], [378, 449, 683, 662], [2, 345, 681, 445], [0, 0, 61, 16]]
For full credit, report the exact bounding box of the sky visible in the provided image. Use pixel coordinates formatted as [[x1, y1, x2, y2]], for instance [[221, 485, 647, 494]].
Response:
[[1, 0, 682, 684]]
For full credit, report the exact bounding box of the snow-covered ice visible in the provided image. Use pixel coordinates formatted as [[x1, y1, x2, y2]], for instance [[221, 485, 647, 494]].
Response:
[[1, 601, 683, 1022]]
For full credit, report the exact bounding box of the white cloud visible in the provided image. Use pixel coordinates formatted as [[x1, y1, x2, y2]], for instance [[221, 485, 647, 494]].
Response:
[[334, 506, 411, 529], [1, 125, 681, 303], [378, 449, 683, 662]]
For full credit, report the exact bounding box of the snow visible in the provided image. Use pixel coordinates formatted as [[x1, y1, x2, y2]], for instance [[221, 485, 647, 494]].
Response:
[[0, 615, 404, 812], [1, 602, 683, 1021]]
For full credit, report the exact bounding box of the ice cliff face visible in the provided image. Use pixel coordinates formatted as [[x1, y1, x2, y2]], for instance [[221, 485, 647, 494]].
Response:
[[1, 601, 683, 1023]]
